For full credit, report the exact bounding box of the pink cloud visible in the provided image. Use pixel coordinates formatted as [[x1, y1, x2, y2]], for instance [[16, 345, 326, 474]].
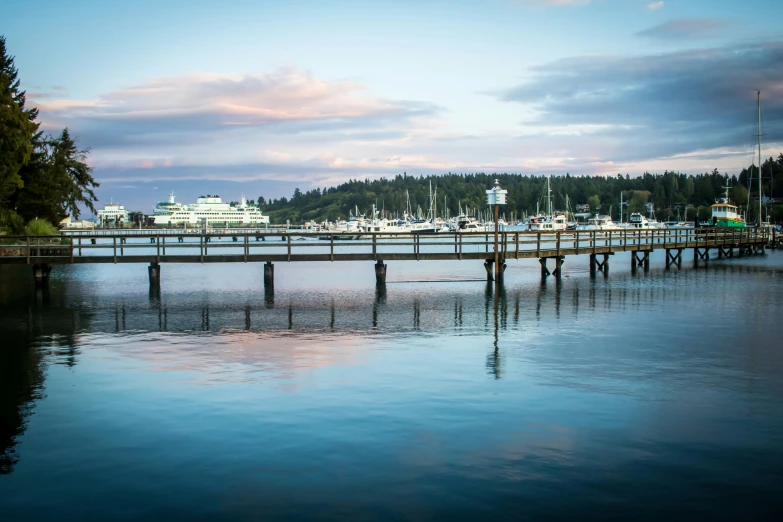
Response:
[[45, 69, 431, 128]]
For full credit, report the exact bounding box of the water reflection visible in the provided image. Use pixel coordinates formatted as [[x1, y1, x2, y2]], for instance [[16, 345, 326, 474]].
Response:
[[0, 270, 91, 474], [2, 257, 783, 484]]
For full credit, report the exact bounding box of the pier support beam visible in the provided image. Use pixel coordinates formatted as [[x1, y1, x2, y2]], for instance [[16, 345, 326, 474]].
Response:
[[148, 262, 161, 286], [665, 248, 683, 269], [264, 261, 274, 287], [694, 247, 709, 266], [484, 258, 506, 282], [32, 263, 51, 286], [375, 260, 387, 284], [540, 256, 564, 278], [589, 253, 610, 275], [631, 251, 650, 273]]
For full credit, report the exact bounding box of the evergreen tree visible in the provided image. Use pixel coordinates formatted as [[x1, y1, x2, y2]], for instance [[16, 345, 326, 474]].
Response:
[[14, 129, 98, 223], [0, 36, 40, 221], [48, 128, 99, 219]]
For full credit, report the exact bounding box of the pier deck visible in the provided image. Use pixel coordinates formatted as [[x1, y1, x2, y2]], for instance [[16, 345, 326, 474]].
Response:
[[0, 227, 770, 285]]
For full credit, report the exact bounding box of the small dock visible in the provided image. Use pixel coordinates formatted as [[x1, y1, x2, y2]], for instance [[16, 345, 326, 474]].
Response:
[[0, 227, 770, 287]]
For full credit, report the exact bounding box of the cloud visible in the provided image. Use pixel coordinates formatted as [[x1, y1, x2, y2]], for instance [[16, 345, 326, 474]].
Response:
[[646, 1, 664, 10], [636, 18, 731, 40], [494, 41, 783, 165], [35, 69, 437, 141], [28, 43, 783, 213]]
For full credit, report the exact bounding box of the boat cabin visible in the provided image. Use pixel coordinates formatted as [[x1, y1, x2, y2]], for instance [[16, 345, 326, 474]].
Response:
[[710, 202, 745, 227]]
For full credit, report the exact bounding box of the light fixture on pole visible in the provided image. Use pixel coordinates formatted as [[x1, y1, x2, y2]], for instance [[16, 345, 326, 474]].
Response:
[[486, 179, 508, 281]]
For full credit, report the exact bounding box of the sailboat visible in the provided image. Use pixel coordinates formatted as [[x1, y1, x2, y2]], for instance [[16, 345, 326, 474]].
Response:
[[529, 175, 567, 232]]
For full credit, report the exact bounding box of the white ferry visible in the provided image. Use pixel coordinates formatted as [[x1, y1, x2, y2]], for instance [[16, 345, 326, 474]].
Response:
[[152, 194, 269, 227], [97, 200, 130, 226], [153, 192, 186, 218]]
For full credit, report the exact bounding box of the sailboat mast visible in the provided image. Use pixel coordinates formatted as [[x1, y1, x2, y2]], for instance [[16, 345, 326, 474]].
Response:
[[757, 90, 763, 225], [547, 176, 552, 217], [433, 186, 437, 223]]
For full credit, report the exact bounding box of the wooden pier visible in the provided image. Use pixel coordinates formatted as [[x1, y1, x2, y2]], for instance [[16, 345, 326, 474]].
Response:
[[0, 227, 770, 287]]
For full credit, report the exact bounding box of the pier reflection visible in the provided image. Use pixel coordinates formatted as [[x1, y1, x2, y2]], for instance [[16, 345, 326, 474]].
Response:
[[6, 261, 781, 339]]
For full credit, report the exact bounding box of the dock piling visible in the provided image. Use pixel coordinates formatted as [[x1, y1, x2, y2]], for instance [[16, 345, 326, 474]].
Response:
[[375, 260, 387, 284], [552, 256, 564, 278], [148, 262, 161, 286], [540, 256, 563, 278], [32, 263, 52, 286], [485, 258, 506, 281], [264, 261, 274, 287]]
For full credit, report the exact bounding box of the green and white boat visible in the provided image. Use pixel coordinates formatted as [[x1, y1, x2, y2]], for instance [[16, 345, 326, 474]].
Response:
[[711, 184, 746, 228]]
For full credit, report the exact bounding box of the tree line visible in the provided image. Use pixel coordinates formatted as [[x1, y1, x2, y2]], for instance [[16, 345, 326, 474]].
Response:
[[255, 162, 783, 225], [0, 35, 97, 233]]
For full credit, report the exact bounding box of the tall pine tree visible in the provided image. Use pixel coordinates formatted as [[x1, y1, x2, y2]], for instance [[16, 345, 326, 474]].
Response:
[[15, 129, 99, 223], [0, 36, 39, 222]]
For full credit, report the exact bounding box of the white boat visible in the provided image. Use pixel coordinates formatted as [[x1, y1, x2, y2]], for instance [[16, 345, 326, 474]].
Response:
[[530, 214, 567, 232], [407, 218, 439, 234], [628, 212, 649, 229], [153, 194, 269, 227], [451, 215, 490, 232], [319, 218, 364, 239], [665, 221, 691, 229], [576, 215, 621, 231]]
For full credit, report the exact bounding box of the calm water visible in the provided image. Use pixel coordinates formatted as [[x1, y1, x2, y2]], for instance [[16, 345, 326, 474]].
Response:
[[2, 251, 783, 521]]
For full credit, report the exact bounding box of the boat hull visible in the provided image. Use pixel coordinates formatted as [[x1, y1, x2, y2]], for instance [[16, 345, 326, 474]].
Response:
[[714, 218, 746, 228]]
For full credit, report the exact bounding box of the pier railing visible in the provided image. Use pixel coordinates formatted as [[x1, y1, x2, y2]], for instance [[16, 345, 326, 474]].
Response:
[[0, 227, 769, 265]]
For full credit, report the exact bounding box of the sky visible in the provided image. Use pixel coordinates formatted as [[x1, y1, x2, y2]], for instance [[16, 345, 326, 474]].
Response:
[[4, 0, 783, 212]]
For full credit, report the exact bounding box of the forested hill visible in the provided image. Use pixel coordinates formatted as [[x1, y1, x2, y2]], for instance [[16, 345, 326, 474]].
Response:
[[251, 155, 783, 224]]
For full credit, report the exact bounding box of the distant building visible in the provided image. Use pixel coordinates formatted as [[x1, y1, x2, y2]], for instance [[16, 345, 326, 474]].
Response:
[[576, 204, 590, 213], [59, 216, 95, 230]]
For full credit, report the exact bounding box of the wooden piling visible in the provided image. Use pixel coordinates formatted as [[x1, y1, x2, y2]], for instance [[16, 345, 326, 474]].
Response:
[[264, 261, 274, 287], [148, 262, 161, 286], [32, 263, 52, 286], [375, 260, 387, 284]]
